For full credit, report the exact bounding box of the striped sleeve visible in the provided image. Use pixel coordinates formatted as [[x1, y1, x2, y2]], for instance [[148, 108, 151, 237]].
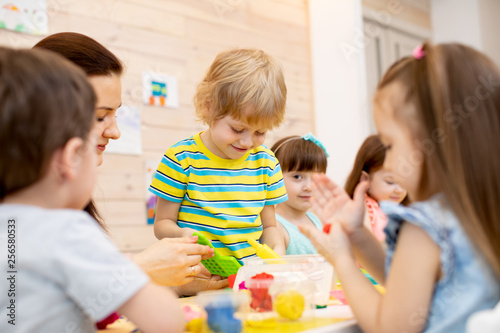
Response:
[[265, 158, 288, 205], [149, 148, 188, 203]]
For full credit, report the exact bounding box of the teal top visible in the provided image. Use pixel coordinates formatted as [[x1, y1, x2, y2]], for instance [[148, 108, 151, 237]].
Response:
[[276, 211, 323, 255]]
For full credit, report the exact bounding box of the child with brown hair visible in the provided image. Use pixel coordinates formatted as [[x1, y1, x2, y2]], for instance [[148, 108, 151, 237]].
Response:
[[150, 48, 288, 263], [0, 47, 183, 333], [271, 133, 328, 255], [301, 43, 500, 333], [344, 135, 408, 241]]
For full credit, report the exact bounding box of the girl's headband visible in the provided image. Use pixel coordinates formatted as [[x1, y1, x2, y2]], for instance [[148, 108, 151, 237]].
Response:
[[273, 132, 330, 157]]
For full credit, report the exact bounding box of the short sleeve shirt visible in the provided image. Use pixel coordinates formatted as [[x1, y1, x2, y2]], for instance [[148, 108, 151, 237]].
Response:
[[0, 205, 149, 333], [149, 132, 287, 262]]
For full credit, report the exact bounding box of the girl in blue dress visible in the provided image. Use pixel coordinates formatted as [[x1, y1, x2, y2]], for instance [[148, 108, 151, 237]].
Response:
[[300, 43, 500, 333]]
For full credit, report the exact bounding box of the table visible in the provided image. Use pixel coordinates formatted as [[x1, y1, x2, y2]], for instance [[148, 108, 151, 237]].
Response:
[[98, 303, 360, 333]]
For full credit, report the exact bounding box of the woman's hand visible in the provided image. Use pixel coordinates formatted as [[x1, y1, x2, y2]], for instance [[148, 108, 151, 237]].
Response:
[[132, 236, 215, 286], [311, 174, 368, 236], [172, 272, 229, 297]]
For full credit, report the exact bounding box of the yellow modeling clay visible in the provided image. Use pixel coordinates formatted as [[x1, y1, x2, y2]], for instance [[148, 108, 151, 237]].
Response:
[[274, 290, 305, 320]]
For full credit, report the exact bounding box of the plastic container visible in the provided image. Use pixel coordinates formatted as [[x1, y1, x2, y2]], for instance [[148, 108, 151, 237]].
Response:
[[233, 254, 336, 307], [244, 276, 315, 322], [195, 290, 249, 333]]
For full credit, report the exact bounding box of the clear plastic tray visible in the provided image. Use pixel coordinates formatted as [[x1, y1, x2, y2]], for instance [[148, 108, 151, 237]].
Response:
[[244, 276, 315, 321], [233, 254, 336, 306]]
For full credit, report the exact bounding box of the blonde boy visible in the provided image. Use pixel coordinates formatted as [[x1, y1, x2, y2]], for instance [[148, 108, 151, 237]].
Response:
[[150, 49, 288, 262]]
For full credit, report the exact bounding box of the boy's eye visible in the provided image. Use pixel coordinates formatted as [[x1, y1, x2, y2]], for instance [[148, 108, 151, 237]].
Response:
[[97, 117, 105, 122], [256, 131, 266, 136], [385, 180, 394, 185], [293, 174, 302, 180], [232, 127, 244, 134]]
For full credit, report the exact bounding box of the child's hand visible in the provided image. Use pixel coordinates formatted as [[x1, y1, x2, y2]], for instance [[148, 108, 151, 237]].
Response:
[[312, 174, 368, 237], [299, 222, 353, 264]]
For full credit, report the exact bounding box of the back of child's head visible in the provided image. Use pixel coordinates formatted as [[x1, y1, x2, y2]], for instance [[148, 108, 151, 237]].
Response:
[[344, 135, 385, 198], [271, 135, 327, 173], [0, 47, 96, 200], [375, 42, 500, 278], [194, 48, 287, 129], [33, 32, 123, 76]]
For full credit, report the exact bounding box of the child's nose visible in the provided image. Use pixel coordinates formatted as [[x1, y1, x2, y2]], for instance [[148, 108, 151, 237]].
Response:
[[240, 133, 253, 148], [303, 178, 312, 191], [394, 184, 404, 193]]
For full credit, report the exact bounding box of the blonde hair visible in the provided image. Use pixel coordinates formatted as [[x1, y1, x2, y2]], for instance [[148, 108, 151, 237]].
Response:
[[193, 48, 287, 129], [376, 42, 500, 278]]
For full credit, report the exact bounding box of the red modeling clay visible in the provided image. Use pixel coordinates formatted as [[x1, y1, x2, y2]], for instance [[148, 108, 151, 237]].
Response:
[[228, 274, 237, 289], [248, 273, 274, 312], [323, 223, 332, 234]]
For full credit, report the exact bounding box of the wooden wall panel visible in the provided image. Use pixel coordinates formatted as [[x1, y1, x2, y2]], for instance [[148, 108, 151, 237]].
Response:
[[0, 0, 314, 252]]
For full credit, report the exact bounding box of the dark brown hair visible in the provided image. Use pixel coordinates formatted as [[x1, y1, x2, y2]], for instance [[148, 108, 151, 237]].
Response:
[[344, 135, 386, 198], [271, 135, 327, 173], [33, 32, 122, 232], [376, 42, 500, 278], [0, 47, 95, 199], [33, 32, 123, 76]]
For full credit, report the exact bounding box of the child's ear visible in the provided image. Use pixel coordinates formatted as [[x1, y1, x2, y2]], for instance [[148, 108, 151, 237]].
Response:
[[54, 137, 84, 181], [360, 171, 369, 182]]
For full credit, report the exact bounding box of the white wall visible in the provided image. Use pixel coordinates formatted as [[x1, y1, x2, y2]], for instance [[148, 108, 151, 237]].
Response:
[[308, 0, 370, 185], [308, 0, 432, 185], [431, 0, 482, 50], [431, 0, 500, 67], [478, 0, 500, 67]]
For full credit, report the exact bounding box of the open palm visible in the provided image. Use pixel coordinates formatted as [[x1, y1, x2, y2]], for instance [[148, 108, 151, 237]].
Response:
[[311, 174, 368, 236]]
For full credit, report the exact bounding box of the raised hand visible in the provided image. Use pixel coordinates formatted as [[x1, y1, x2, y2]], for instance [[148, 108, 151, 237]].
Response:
[[311, 174, 368, 236], [299, 221, 352, 265]]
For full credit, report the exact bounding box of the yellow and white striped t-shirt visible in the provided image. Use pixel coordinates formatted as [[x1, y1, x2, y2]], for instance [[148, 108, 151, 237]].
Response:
[[149, 132, 288, 262]]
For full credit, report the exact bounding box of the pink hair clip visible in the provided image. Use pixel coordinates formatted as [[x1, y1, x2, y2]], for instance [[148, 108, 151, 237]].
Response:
[[413, 44, 426, 60]]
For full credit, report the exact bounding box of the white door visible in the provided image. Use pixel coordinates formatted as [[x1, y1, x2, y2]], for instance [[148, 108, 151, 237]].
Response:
[[363, 19, 426, 132]]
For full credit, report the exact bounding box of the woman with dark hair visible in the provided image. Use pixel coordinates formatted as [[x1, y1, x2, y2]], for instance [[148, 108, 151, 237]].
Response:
[[33, 33, 228, 297], [35, 32, 122, 231]]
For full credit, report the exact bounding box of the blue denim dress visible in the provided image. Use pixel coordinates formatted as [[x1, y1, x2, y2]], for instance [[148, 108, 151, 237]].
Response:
[[380, 195, 500, 333]]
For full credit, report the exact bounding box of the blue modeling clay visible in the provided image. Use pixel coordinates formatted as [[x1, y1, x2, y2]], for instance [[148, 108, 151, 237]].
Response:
[[205, 302, 242, 333]]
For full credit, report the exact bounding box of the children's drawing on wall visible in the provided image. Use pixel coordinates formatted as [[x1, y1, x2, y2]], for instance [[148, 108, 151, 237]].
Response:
[[142, 71, 179, 108], [145, 159, 161, 224], [106, 105, 142, 155], [0, 0, 48, 35]]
